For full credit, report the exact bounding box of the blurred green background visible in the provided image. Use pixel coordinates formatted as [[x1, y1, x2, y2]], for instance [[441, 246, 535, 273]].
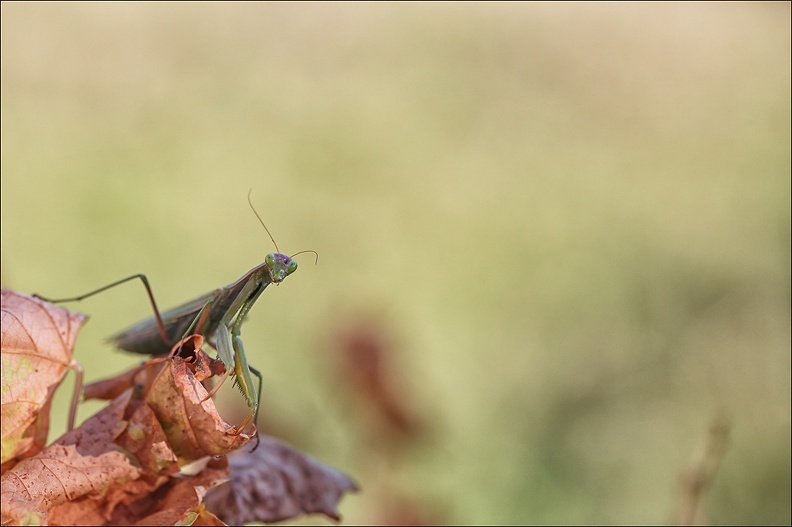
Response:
[[2, 3, 790, 524]]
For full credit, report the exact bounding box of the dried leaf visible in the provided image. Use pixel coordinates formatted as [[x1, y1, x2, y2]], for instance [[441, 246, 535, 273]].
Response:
[[0, 392, 145, 526], [1, 291, 355, 525], [82, 363, 148, 401], [1, 288, 87, 467], [121, 461, 228, 526], [144, 350, 253, 463], [1, 335, 248, 525], [188, 504, 226, 527], [86, 336, 253, 465], [48, 450, 229, 526], [204, 435, 358, 524], [82, 335, 216, 402], [42, 389, 233, 527]]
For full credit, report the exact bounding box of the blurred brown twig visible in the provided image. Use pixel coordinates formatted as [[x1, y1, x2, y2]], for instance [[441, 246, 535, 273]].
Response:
[[673, 418, 730, 526]]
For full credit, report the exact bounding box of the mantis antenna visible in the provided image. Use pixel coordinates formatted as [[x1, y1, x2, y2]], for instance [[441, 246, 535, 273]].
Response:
[[247, 189, 319, 264], [247, 188, 280, 254], [290, 250, 319, 264]]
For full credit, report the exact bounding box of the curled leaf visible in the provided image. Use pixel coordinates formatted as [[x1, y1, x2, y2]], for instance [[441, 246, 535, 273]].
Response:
[[85, 334, 253, 463], [204, 435, 359, 524], [1, 288, 87, 468], [84, 335, 253, 464], [144, 351, 253, 463]]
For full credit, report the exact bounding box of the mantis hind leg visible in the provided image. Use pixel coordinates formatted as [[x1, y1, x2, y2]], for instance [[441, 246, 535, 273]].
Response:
[[34, 274, 170, 348], [172, 299, 214, 358]]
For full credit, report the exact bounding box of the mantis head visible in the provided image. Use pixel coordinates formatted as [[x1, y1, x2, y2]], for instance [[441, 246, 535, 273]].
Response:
[[265, 253, 298, 284], [248, 191, 315, 284]]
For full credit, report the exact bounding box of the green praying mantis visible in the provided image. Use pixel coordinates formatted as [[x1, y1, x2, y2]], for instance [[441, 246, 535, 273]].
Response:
[[36, 191, 316, 449]]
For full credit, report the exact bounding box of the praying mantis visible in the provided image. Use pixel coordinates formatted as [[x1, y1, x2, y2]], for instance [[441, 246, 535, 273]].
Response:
[[36, 191, 316, 448]]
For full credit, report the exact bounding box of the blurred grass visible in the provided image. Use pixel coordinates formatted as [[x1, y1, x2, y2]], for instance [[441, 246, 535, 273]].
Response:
[[1, 3, 790, 524]]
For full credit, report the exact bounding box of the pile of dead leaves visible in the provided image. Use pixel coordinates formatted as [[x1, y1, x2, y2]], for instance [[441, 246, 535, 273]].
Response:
[[0, 288, 357, 526]]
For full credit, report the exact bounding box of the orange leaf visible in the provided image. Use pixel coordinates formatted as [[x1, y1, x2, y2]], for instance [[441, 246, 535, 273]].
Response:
[[82, 363, 148, 401], [1, 288, 87, 468], [110, 459, 229, 526], [85, 336, 253, 464], [0, 369, 237, 525], [1, 292, 355, 525], [145, 354, 253, 463], [0, 392, 146, 525]]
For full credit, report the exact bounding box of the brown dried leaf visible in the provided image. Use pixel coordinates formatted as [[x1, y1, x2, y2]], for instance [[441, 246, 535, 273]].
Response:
[[42, 390, 233, 527], [189, 505, 226, 527], [204, 435, 359, 524], [48, 449, 229, 526], [0, 392, 146, 526], [122, 460, 228, 526], [1, 288, 87, 467], [144, 348, 253, 463], [82, 363, 148, 401], [1, 335, 248, 525], [2, 293, 350, 525], [86, 336, 253, 465], [82, 334, 213, 402]]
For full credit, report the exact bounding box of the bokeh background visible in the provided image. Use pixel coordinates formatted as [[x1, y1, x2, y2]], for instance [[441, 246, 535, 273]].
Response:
[[2, 3, 790, 524]]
